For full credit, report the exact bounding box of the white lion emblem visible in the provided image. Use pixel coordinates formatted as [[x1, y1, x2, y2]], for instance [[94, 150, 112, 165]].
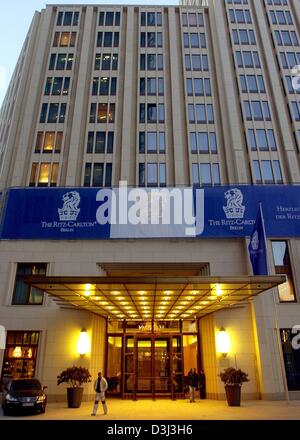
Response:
[[58, 191, 80, 221], [251, 231, 259, 251], [223, 188, 245, 219]]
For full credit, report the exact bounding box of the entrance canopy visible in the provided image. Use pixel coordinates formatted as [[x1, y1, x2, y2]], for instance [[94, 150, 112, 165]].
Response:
[[25, 275, 286, 320]]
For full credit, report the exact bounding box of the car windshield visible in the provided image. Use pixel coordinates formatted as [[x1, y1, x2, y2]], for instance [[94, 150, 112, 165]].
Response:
[[11, 380, 41, 391]]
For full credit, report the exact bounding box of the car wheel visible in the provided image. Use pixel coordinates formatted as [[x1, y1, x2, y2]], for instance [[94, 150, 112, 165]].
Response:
[[40, 405, 46, 414]]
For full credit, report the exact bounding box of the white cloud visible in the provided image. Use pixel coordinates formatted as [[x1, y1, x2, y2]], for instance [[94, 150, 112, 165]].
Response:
[[0, 66, 7, 90]]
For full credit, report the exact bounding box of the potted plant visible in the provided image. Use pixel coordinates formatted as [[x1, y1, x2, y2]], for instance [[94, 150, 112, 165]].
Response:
[[57, 366, 91, 408], [219, 367, 249, 407]]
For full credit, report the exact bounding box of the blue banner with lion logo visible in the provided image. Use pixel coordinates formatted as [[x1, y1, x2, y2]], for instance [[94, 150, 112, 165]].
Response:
[[0, 186, 300, 239]]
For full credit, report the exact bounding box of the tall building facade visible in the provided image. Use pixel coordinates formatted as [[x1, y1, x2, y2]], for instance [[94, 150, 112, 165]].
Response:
[[0, 1, 299, 402]]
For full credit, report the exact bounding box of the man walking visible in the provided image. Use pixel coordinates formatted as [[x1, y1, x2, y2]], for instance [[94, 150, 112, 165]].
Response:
[[91, 372, 108, 416], [187, 368, 198, 403]]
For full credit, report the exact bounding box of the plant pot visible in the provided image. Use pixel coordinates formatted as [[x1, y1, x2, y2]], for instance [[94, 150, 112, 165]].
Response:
[[67, 387, 83, 408], [225, 385, 241, 406]]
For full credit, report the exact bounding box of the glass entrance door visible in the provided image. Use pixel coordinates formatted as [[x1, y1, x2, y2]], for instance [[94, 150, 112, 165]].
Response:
[[137, 339, 152, 392]]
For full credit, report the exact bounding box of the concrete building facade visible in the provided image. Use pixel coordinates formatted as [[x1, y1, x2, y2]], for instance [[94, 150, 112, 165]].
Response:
[[0, 0, 300, 403]]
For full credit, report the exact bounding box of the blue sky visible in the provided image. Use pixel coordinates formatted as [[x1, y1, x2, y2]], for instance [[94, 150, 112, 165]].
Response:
[[0, 0, 178, 106]]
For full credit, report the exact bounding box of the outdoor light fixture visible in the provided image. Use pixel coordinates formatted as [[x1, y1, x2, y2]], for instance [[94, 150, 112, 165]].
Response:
[[216, 327, 230, 357], [77, 328, 90, 357], [12, 346, 22, 358]]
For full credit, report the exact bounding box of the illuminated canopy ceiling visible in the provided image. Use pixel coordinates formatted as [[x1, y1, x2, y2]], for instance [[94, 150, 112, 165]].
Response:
[[25, 275, 286, 321]]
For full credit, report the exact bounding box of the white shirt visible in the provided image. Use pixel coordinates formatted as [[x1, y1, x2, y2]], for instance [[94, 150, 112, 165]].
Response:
[[94, 377, 108, 393]]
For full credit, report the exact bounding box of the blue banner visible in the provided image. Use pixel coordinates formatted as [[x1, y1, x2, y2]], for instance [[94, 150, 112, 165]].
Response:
[[248, 205, 268, 275], [0, 186, 300, 240]]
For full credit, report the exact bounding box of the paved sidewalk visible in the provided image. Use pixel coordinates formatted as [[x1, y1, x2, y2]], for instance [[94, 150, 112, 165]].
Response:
[[1, 399, 300, 420]]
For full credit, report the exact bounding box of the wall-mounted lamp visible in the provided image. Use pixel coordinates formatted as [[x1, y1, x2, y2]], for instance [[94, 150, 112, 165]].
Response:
[[77, 328, 90, 357], [216, 327, 230, 357], [12, 346, 22, 358]]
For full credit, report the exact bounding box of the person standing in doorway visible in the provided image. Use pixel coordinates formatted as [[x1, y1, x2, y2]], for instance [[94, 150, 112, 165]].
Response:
[[199, 369, 206, 400], [91, 372, 108, 416], [187, 368, 198, 403]]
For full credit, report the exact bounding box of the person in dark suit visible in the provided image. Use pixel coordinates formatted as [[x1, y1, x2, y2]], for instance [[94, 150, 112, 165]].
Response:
[[199, 369, 206, 399], [187, 368, 198, 403]]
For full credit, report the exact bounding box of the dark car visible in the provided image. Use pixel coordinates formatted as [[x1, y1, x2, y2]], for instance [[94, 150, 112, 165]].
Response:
[[2, 379, 47, 416]]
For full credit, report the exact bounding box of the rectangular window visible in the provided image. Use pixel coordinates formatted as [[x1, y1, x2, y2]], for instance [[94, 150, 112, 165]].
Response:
[[280, 329, 300, 391], [93, 163, 104, 187], [147, 163, 158, 187], [1, 331, 40, 380], [272, 241, 296, 302], [12, 264, 46, 305], [139, 163, 145, 187]]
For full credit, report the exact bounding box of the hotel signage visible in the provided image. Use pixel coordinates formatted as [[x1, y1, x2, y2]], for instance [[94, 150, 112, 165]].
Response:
[[1, 185, 300, 239]]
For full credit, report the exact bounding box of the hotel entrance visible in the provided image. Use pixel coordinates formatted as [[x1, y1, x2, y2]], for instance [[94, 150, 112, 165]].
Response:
[[106, 320, 199, 399]]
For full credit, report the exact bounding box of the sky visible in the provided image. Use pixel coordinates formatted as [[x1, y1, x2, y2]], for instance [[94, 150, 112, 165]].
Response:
[[0, 0, 178, 106]]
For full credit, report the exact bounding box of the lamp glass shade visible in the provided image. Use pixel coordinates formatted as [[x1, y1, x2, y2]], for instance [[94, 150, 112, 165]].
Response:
[[216, 328, 230, 356], [12, 346, 22, 358], [77, 329, 90, 355]]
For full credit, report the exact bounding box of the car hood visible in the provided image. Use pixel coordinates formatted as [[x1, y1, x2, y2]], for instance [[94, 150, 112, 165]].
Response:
[[11, 390, 44, 397]]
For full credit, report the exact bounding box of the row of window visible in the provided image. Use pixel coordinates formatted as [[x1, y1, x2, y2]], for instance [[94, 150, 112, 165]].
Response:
[[273, 30, 299, 47], [182, 12, 204, 27], [285, 76, 300, 95], [187, 78, 211, 97], [247, 128, 277, 151], [227, 0, 249, 4], [185, 54, 209, 71], [140, 32, 163, 48], [139, 131, 166, 154], [290, 101, 300, 121], [84, 162, 112, 187], [40, 103, 66, 124], [57, 11, 79, 26], [228, 9, 252, 24], [243, 100, 271, 121], [232, 29, 256, 45], [141, 12, 162, 27], [44, 77, 70, 96], [266, 0, 289, 6], [279, 51, 300, 69], [236, 50, 261, 68], [35, 131, 63, 154], [190, 132, 218, 154], [269, 9, 293, 25], [140, 104, 165, 124], [253, 159, 283, 184], [53, 32, 76, 48], [97, 31, 119, 48], [99, 11, 121, 27], [188, 104, 215, 124], [49, 53, 74, 71], [95, 53, 118, 71], [87, 131, 114, 154], [192, 163, 220, 186], [139, 162, 166, 187], [240, 74, 266, 93], [92, 77, 117, 96], [140, 78, 164, 96], [183, 33, 206, 49], [140, 54, 164, 71], [90, 103, 115, 124], [30, 162, 59, 187]]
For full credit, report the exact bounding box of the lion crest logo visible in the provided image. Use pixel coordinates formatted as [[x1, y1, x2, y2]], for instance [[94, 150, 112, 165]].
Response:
[[223, 188, 245, 219], [58, 191, 80, 221], [251, 231, 259, 251]]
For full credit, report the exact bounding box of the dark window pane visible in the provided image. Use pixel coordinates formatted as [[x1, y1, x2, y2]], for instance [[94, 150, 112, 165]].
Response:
[[105, 163, 112, 187], [95, 132, 105, 153], [107, 132, 114, 153]]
